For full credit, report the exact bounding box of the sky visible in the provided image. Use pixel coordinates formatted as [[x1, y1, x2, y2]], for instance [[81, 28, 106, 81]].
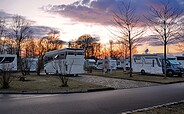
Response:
[[0, 0, 184, 54]]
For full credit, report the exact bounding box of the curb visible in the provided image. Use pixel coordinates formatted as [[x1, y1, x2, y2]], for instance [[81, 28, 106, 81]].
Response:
[[0, 87, 115, 94], [122, 100, 184, 114]]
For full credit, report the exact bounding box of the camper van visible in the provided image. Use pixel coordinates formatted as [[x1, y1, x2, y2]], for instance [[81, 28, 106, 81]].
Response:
[[85, 59, 96, 69], [0, 54, 17, 72], [26, 58, 38, 72], [133, 54, 184, 76], [96, 59, 117, 70], [95, 59, 103, 70], [117, 58, 130, 70], [43, 48, 85, 76]]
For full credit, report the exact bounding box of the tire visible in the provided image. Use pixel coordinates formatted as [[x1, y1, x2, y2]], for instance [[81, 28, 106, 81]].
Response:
[[178, 73, 182, 77], [167, 70, 173, 77], [45, 70, 48, 75], [0, 69, 3, 75], [74, 74, 78, 77], [141, 70, 146, 75]]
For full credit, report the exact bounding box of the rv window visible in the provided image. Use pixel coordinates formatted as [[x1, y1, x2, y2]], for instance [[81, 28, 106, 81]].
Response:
[[2, 57, 14, 63], [67, 52, 75, 55], [59, 53, 66, 59], [168, 60, 180, 65], [177, 57, 184, 60], [134, 56, 142, 63], [47, 57, 53, 61], [54, 54, 59, 59], [76, 52, 84, 55], [0, 57, 4, 62], [144, 57, 155, 64], [135, 56, 141, 60]]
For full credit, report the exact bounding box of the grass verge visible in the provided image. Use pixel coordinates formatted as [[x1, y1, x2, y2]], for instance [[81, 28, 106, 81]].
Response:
[[132, 102, 184, 114], [0, 73, 107, 93], [86, 70, 184, 84]]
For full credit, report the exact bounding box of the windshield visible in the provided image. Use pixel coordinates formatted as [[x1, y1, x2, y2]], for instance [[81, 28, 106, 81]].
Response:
[[168, 60, 180, 65]]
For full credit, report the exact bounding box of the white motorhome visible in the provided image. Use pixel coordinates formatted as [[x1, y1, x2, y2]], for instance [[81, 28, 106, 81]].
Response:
[[26, 58, 38, 72], [176, 56, 184, 68], [85, 59, 96, 69], [96, 59, 117, 70], [43, 48, 84, 76], [0, 54, 17, 72], [117, 58, 130, 70], [133, 54, 184, 76], [95, 59, 103, 70]]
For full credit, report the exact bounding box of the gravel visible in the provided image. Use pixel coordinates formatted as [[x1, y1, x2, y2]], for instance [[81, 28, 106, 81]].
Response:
[[70, 75, 160, 89]]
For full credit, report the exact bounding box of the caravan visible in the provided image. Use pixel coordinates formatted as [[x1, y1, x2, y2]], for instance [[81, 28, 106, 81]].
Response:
[[43, 48, 85, 76], [133, 54, 184, 76], [0, 54, 17, 72]]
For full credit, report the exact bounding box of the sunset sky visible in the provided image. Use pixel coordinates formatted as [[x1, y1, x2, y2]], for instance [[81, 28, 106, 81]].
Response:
[[0, 0, 183, 54]]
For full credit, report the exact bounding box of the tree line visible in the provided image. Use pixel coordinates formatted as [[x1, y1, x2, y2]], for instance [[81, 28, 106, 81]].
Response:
[[0, 0, 184, 79]]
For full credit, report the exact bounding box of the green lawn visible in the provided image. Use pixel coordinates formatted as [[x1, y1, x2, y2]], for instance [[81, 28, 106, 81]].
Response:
[[86, 69, 184, 84], [133, 102, 184, 114], [0, 73, 106, 93]]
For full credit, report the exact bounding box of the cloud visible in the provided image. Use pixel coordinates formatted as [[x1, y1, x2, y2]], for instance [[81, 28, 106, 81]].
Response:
[[0, 10, 13, 18], [43, 0, 184, 26], [0, 11, 60, 39], [30, 26, 60, 38]]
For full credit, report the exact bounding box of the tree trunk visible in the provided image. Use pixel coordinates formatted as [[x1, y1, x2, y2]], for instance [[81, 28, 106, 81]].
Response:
[[164, 43, 167, 79], [129, 31, 133, 77], [2, 72, 10, 89]]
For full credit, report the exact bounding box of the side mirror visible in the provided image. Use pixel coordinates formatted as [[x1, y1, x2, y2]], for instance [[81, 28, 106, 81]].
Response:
[[166, 62, 170, 66]]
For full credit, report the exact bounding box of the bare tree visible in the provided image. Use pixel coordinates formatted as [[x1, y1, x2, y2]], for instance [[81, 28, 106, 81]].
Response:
[[112, 0, 144, 77], [10, 15, 32, 70], [0, 63, 15, 89], [145, 0, 183, 78], [51, 58, 75, 87], [0, 17, 7, 54], [76, 34, 99, 59]]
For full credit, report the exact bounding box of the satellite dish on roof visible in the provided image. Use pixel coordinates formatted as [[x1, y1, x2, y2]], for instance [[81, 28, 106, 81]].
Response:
[[145, 49, 149, 54]]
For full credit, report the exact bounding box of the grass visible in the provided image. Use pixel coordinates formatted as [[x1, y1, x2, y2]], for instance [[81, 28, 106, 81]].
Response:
[[133, 102, 184, 114], [86, 69, 184, 84], [0, 73, 106, 93]]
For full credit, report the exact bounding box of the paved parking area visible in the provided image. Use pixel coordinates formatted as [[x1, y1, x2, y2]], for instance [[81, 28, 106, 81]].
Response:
[[70, 75, 160, 89]]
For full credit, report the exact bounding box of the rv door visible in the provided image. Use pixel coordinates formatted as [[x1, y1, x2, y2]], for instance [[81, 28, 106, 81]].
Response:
[[150, 59, 155, 74]]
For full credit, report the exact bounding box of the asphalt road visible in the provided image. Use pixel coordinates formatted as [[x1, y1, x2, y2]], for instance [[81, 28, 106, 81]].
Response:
[[1, 83, 184, 114]]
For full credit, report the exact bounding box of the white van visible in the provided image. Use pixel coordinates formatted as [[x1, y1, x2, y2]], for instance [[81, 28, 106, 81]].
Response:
[[96, 59, 117, 70], [85, 59, 96, 69], [0, 54, 17, 72]]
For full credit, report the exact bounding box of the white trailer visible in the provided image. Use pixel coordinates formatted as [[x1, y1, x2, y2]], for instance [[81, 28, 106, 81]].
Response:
[[133, 54, 184, 76], [0, 54, 17, 72], [43, 48, 84, 76]]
